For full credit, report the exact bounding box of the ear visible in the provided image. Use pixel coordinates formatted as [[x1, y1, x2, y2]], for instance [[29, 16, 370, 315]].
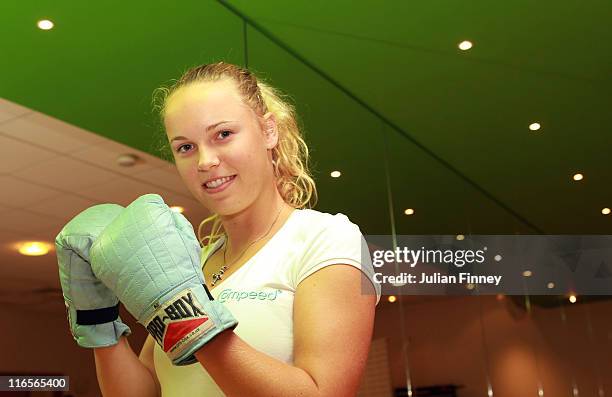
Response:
[[262, 112, 279, 150]]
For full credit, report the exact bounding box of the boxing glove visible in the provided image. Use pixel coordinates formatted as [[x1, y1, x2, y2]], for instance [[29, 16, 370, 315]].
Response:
[[55, 204, 132, 348], [90, 194, 237, 366]]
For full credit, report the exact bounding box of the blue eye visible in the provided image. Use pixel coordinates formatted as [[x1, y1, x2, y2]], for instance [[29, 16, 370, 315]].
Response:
[[176, 143, 193, 154]]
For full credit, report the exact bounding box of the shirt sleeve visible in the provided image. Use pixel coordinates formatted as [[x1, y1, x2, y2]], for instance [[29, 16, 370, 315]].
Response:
[[292, 213, 381, 305]]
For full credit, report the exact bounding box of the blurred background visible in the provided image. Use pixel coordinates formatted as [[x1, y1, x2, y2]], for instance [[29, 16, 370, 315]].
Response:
[[1, 1, 611, 396]]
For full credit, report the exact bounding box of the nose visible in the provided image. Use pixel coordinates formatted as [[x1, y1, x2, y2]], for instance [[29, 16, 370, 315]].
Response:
[[197, 149, 220, 172]]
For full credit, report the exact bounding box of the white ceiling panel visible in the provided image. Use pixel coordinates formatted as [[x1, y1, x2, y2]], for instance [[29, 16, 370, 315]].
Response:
[[71, 139, 162, 176], [0, 176, 63, 208], [79, 177, 179, 207], [14, 155, 119, 191], [0, 98, 31, 123], [95, 138, 170, 166], [28, 194, 98, 221], [0, 208, 64, 234], [0, 135, 58, 174], [0, 111, 106, 153], [15, 221, 65, 244], [132, 165, 192, 197], [0, 100, 213, 298]]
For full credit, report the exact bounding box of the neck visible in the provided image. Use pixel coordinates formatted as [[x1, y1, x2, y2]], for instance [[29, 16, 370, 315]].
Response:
[[219, 186, 293, 260]]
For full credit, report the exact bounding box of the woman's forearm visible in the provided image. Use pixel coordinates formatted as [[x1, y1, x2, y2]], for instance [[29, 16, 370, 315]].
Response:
[[93, 336, 159, 397], [195, 330, 323, 397]]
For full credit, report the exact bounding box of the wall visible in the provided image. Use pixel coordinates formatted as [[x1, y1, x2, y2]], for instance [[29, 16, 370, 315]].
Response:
[[373, 295, 612, 397], [0, 299, 147, 397]]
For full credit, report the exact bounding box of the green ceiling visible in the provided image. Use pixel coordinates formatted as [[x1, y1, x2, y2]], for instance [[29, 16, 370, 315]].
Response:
[[2, 0, 611, 235]]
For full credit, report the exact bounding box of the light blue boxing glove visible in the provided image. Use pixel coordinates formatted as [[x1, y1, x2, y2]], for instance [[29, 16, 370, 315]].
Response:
[[90, 194, 237, 366], [55, 204, 132, 348]]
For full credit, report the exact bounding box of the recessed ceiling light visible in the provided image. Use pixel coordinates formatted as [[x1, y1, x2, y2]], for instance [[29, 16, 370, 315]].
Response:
[[569, 294, 577, 303], [37, 20, 54, 30], [547, 282, 555, 289], [602, 208, 611, 215], [116, 153, 140, 167], [458, 40, 473, 50], [404, 208, 414, 215], [456, 234, 465, 240], [573, 173, 583, 181], [330, 170, 341, 178], [18, 241, 52, 256], [522, 270, 532, 277], [170, 206, 184, 214], [387, 295, 397, 303], [529, 122, 541, 131]]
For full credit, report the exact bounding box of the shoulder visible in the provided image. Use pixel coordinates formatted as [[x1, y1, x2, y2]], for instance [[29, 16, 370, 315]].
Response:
[[290, 208, 381, 305], [293, 208, 361, 238], [289, 208, 365, 259], [292, 208, 364, 253]]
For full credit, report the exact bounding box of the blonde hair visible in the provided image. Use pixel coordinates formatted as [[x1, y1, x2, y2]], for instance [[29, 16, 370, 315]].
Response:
[[152, 62, 318, 250]]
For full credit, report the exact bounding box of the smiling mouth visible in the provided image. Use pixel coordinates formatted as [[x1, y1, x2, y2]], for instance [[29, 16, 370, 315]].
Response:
[[202, 175, 236, 190]]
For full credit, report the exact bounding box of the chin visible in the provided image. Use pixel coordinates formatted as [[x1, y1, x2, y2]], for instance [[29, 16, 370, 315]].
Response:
[[200, 201, 238, 217]]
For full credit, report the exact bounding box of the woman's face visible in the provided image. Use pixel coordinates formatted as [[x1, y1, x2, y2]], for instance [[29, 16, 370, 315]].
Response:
[[164, 79, 277, 215]]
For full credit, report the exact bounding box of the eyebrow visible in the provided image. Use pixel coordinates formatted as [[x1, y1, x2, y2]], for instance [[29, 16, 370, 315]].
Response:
[[170, 120, 234, 143]]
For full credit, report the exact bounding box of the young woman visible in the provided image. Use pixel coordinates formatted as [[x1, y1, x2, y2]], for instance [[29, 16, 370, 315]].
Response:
[[93, 62, 381, 396]]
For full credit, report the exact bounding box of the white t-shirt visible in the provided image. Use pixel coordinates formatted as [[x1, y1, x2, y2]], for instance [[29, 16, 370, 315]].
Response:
[[154, 208, 381, 396]]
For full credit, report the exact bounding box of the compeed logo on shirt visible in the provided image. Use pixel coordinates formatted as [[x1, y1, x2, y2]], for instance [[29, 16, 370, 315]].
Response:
[[218, 288, 282, 303]]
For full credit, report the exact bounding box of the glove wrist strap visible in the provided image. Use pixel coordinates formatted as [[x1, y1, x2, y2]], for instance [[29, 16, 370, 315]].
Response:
[[76, 303, 120, 325]]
